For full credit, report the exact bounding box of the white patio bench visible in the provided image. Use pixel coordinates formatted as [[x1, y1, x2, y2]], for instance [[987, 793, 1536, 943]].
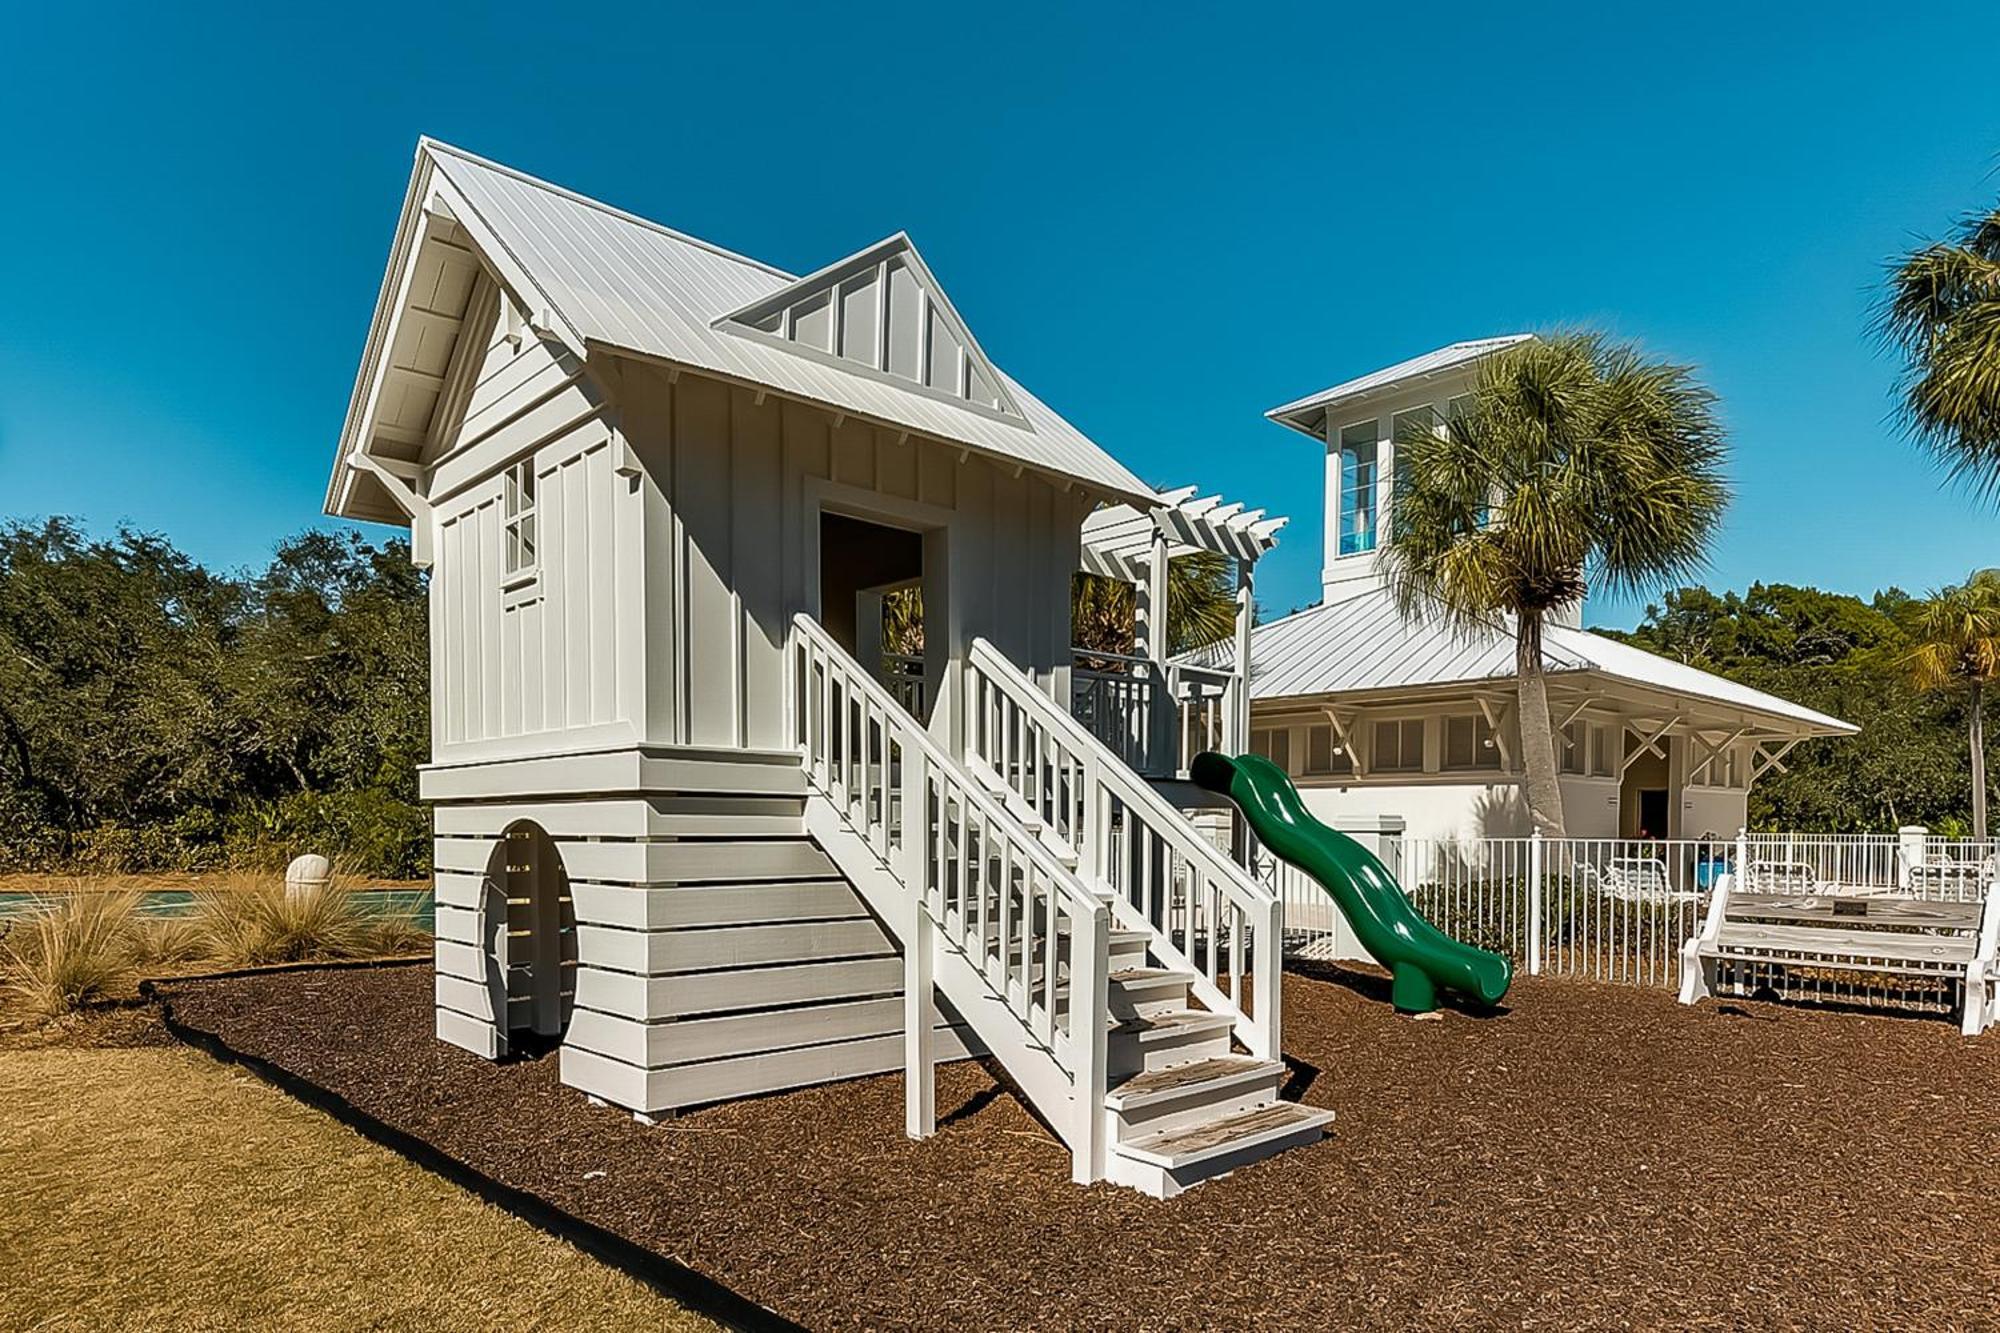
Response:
[[1679, 878, 2000, 1035]]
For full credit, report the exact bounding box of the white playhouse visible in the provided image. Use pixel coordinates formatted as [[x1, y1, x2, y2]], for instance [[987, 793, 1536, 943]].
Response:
[[327, 139, 1313, 1196]]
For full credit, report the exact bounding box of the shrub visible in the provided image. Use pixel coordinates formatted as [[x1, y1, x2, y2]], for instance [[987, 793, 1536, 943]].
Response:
[[1, 888, 141, 1018], [128, 913, 210, 970], [192, 870, 374, 967]]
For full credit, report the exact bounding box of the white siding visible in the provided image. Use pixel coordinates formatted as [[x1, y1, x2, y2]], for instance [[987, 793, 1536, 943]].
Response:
[[621, 361, 1091, 751]]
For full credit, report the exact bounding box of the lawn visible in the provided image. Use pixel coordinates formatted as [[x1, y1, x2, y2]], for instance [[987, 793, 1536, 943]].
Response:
[[154, 960, 2000, 1330], [0, 1032, 710, 1331]]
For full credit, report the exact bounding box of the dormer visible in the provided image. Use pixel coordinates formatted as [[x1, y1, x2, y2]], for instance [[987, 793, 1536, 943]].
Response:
[[1266, 335, 1534, 602]]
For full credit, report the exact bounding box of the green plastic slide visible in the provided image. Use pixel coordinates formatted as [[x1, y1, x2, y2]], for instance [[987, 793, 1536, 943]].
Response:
[[1192, 751, 1513, 1014]]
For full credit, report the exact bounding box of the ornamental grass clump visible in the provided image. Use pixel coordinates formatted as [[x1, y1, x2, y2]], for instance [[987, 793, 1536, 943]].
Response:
[[1, 887, 142, 1018], [192, 869, 374, 967]]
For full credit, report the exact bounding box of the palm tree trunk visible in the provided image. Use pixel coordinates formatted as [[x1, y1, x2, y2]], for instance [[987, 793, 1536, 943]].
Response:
[[1972, 680, 1988, 842], [1516, 612, 1566, 838]]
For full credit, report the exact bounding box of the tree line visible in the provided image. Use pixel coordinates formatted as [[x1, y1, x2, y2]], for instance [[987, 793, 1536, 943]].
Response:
[[0, 519, 430, 878]]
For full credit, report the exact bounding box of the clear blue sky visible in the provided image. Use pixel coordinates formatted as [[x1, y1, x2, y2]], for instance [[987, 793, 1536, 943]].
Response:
[[1, 2, 1995, 628]]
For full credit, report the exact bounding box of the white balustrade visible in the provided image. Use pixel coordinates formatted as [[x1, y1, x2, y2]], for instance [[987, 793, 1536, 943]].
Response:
[[968, 638, 1282, 1059]]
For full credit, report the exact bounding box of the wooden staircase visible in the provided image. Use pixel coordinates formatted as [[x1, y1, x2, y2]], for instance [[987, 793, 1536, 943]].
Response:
[[789, 615, 1330, 1197]]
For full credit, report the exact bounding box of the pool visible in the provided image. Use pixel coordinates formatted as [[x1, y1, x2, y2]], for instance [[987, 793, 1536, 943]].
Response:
[[0, 888, 436, 928]]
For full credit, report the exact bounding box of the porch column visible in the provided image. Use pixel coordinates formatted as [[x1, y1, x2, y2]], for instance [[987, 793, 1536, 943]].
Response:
[[1229, 556, 1254, 756], [1137, 526, 1173, 772]]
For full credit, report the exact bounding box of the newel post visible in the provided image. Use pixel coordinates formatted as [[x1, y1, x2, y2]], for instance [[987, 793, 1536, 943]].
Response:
[[1526, 830, 1545, 976], [1070, 901, 1111, 1184], [905, 896, 936, 1140]]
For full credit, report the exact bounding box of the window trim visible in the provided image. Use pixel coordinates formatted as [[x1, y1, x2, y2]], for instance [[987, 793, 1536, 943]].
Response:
[[502, 459, 540, 594]]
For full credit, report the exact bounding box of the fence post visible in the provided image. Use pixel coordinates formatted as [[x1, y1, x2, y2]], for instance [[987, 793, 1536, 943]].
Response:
[[1526, 831, 1544, 976], [1734, 828, 1749, 890]]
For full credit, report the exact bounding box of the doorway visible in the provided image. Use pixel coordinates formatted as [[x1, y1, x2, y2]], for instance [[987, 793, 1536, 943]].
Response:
[[481, 821, 576, 1055], [818, 510, 939, 721], [1619, 733, 1673, 840]]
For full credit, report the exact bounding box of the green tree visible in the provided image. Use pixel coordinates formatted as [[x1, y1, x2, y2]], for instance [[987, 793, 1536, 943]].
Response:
[[1384, 332, 1728, 835], [1882, 200, 2000, 497], [1903, 570, 2000, 839]]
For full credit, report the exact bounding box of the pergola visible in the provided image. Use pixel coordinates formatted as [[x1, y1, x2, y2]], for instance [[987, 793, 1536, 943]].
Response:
[[1076, 486, 1287, 774]]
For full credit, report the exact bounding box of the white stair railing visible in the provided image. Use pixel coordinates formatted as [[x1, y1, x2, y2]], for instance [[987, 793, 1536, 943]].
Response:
[[966, 637, 1283, 1060], [788, 615, 1110, 1181]]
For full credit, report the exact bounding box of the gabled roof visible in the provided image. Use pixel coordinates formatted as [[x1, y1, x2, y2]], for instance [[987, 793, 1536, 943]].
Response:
[[327, 140, 1155, 520], [1187, 583, 1855, 737], [1265, 334, 1534, 439], [713, 233, 1026, 421]]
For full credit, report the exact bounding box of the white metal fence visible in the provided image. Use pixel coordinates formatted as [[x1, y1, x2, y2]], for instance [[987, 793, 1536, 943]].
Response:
[[1266, 829, 2000, 993]]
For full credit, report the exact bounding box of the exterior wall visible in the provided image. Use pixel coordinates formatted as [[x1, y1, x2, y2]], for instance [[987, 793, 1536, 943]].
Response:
[[419, 332, 1093, 767], [422, 744, 978, 1113], [1298, 780, 1529, 843], [1681, 787, 1748, 841], [613, 359, 1093, 752]]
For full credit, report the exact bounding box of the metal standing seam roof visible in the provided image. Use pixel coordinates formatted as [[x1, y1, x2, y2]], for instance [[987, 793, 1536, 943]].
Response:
[[1264, 335, 1535, 437], [329, 139, 1156, 514], [1187, 585, 1855, 735]]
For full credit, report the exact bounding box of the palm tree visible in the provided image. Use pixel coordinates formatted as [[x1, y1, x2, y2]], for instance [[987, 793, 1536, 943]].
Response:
[[1383, 332, 1729, 836], [1881, 201, 2000, 497], [1903, 570, 2000, 840], [884, 552, 1238, 660]]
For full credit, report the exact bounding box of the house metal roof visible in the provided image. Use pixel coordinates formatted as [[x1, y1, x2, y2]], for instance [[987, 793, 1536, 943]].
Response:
[[1264, 334, 1534, 438], [1187, 584, 1856, 737], [1080, 486, 1288, 581], [328, 140, 1155, 519]]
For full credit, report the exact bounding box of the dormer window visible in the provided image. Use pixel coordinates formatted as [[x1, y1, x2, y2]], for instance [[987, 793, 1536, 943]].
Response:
[[503, 460, 538, 582], [1337, 421, 1380, 556]]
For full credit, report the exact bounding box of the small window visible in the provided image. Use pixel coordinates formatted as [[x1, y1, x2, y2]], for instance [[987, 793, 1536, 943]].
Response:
[[1589, 724, 1616, 778], [1251, 727, 1292, 775], [1337, 420, 1380, 557], [1372, 718, 1424, 773], [1304, 723, 1355, 777], [503, 460, 538, 581], [1443, 714, 1502, 771], [1559, 721, 1587, 775]]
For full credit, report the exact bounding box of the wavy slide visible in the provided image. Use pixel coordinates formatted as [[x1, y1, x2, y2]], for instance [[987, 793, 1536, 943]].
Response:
[[1192, 752, 1513, 1015]]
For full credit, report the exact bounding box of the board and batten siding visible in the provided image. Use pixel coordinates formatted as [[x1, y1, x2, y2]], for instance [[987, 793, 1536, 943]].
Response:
[[423, 324, 1096, 764], [619, 359, 1094, 751]]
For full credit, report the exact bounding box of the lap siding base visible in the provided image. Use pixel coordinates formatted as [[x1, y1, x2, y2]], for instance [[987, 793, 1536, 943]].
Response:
[[427, 744, 977, 1114]]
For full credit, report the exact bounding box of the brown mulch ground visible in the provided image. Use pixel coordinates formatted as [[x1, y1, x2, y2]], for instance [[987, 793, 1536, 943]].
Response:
[[155, 963, 2000, 1331]]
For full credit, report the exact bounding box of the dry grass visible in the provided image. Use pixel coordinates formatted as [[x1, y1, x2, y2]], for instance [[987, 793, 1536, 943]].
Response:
[[0, 887, 142, 1019], [0, 1045, 712, 1331], [191, 869, 374, 966]]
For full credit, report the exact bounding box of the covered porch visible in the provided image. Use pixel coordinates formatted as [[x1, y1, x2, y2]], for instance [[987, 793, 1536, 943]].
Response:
[[1071, 486, 1287, 780]]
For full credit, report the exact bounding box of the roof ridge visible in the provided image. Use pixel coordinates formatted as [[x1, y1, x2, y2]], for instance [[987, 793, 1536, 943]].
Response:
[[418, 136, 798, 282]]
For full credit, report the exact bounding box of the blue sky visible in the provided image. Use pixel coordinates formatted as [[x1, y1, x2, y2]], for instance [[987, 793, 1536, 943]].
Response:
[[0, 2, 1994, 628]]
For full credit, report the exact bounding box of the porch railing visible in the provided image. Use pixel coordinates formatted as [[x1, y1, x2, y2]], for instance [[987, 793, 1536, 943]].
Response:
[[880, 650, 927, 717], [1269, 829, 2000, 994], [1067, 648, 1242, 780]]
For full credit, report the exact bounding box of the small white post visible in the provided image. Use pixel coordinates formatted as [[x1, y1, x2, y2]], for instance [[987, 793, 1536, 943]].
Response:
[[1231, 556, 1255, 756], [905, 900, 936, 1140], [1899, 824, 1928, 891], [1736, 828, 1751, 891], [1526, 830, 1545, 976]]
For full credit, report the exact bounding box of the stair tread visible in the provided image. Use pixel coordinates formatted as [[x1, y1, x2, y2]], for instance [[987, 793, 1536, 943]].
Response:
[[1116, 1101, 1336, 1169], [1104, 1056, 1285, 1109], [1110, 966, 1188, 985], [1110, 1008, 1234, 1039]]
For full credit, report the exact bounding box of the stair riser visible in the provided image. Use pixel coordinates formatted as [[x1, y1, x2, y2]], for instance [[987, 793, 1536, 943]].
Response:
[[1106, 980, 1191, 1020], [1109, 1029, 1232, 1077], [1113, 1081, 1285, 1141], [1109, 939, 1150, 969], [1112, 1121, 1329, 1199]]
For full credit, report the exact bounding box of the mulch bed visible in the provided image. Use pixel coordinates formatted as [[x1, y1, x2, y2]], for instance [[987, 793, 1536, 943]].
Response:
[[155, 962, 2000, 1330]]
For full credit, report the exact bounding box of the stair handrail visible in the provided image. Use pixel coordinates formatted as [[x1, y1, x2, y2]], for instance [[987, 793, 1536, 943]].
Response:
[[787, 614, 1110, 1181], [965, 637, 1283, 1059]]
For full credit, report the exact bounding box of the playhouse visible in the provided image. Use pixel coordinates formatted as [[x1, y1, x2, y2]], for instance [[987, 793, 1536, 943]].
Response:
[[328, 140, 1315, 1196]]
